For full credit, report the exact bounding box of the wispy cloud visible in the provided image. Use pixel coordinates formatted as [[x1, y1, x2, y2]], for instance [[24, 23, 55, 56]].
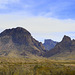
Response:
[[0, 0, 20, 4], [0, 0, 20, 10], [0, 0, 75, 19]]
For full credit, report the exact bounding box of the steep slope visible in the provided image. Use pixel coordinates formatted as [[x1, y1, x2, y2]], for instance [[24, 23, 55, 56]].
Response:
[[43, 39, 57, 50], [44, 35, 75, 60], [0, 27, 45, 57]]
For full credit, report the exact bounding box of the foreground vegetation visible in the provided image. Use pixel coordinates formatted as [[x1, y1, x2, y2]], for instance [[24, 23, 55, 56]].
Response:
[[0, 57, 75, 75]]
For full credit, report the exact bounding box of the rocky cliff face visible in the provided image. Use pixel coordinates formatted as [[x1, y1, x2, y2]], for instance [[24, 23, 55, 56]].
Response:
[[43, 39, 57, 50], [44, 35, 75, 58], [0, 27, 45, 57]]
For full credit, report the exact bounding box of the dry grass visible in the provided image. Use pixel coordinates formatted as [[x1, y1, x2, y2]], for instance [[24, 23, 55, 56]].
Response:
[[0, 57, 75, 75]]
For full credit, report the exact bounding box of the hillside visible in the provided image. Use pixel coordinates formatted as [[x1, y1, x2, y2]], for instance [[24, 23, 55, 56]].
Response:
[[0, 27, 45, 57], [44, 35, 75, 60]]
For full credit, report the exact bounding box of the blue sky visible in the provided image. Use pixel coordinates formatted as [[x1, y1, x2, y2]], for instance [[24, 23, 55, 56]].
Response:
[[0, 0, 75, 42]]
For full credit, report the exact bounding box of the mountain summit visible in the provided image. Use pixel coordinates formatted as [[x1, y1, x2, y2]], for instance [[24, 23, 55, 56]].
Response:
[[0, 27, 45, 57], [61, 35, 71, 43], [0, 27, 31, 45]]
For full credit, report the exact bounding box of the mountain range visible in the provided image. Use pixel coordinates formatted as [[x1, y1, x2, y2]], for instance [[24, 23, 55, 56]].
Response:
[[0, 27, 75, 60]]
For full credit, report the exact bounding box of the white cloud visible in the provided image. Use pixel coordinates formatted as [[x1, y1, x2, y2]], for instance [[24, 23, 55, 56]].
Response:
[[0, 14, 75, 42], [0, 0, 74, 42], [0, 15, 75, 32]]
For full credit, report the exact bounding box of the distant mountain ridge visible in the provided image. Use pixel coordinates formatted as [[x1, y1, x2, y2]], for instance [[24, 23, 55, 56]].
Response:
[[0, 27, 45, 57], [43, 35, 75, 60], [43, 39, 57, 50]]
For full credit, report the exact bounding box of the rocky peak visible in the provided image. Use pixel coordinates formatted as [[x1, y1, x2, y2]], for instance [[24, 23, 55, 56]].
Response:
[[15, 27, 31, 35], [44, 39, 53, 44], [0, 27, 32, 45], [0, 27, 31, 37], [43, 39, 57, 50], [61, 35, 71, 43]]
